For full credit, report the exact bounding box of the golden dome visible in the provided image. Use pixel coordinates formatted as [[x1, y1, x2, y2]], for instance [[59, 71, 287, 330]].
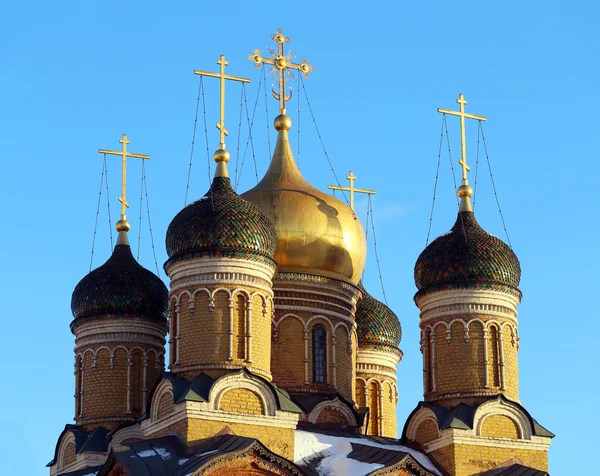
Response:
[[241, 115, 366, 284]]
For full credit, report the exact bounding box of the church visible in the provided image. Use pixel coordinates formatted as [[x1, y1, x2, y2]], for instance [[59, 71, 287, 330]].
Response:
[[48, 30, 553, 476]]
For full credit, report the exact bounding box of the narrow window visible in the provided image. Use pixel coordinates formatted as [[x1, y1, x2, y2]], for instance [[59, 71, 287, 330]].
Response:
[[312, 325, 327, 383]]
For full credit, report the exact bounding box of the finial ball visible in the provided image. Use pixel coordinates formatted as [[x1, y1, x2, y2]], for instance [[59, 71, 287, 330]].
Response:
[[214, 148, 231, 163], [116, 219, 131, 232], [274, 114, 292, 131], [457, 184, 473, 198]]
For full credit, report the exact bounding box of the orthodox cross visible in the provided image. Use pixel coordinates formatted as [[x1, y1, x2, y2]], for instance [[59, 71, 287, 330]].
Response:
[[98, 134, 150, 221], [328, 170, 376, 211], [249, 29, 314, 113], [438, 94, 486, 184], [194, 55, 251, 149]]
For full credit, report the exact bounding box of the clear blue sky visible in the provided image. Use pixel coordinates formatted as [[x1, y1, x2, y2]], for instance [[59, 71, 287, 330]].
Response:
[[1, 1, 597, 474]]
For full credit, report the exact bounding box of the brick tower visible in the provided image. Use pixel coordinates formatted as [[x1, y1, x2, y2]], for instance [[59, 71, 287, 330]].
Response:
[[70, 219, 168, 432], [242, 113, 364, 415], [164, 148, 278, 382], [403, 95, 553, 475], [354, 285, 402, 437]]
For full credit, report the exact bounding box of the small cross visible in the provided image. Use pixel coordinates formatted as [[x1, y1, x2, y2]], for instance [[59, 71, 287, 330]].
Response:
[[194, 55, 251, 149], [438, 94, 487, 184], [248, 29, 314, 113], [98, 134, 150, 221], [328, 170, 376, 211]]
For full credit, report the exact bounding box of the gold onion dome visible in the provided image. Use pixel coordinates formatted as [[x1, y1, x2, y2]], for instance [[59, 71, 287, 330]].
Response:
[[414, 210, 521, 299], [71, 231, 169, 326], [164, 167, 277, 270], [355, 283, 402, 350], [241, 115, 367, 284]]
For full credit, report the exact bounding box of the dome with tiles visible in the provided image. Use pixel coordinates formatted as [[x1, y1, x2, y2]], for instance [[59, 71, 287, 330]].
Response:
[[71, 242, 168, 322], [414, 211, 521, 298], [165, 176, 277, 269], [355, 285, 402, 350]]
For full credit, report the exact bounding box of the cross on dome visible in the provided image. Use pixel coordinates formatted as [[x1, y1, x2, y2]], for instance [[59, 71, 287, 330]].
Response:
[[249, 28, 314, 113]]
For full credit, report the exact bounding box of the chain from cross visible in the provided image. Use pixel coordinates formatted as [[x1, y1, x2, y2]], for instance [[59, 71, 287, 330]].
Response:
[[98, 134, 150, 221], [249, 29, 314, 113], [438, 94, 487, 184], [328, 170, 376, 211], [194, 55, 251, 150]]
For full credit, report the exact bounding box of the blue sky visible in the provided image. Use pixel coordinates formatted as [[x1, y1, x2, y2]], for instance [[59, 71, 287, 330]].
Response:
[[1, 1, 597, 474]]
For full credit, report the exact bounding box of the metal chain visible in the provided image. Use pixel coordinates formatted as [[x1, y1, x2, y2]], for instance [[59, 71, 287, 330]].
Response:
[[184, 76, 203, 206], [104, 155, 114, 249], [89, 156, 107, 271], [473, 121, 481, 211], [480, 123, 513, 248], [141, 160, 161, 276], [426, 116, 445, 246], [299, 75, 353, 213], [368, 195, 388, 306], [137, 160, 144, 261]]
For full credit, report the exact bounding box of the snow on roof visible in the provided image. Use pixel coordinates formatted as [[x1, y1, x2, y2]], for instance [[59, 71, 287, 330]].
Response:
[[294, 430, 441, 476]]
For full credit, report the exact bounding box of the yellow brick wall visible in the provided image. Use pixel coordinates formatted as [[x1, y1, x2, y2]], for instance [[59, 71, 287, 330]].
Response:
[[185, 418, 296, 460], [423, 316, 519, 406], [219, 388, 264, 415], [271, 310, 356, 401], [173, 284, 272, 381], [414, 418, 439, 445], [431, 443, 548, 476], [62, 441, 76, 467], [355, 379, 366, 407], [156, 391, 174, 420], [381, 380, 397, 438], [480, 414, 520, 439], [77, 342, 163, 431], [367, 381, 380, 435]]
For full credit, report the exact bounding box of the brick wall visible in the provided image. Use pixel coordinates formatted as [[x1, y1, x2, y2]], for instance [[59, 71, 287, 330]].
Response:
[[219, 388, 264, 415], [480, 414, 520, 439]]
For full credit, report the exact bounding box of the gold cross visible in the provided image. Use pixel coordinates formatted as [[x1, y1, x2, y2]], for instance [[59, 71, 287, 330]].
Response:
[[194, 55, 251, 149], [328, 170, 376, 211], [249, 29, 314, 113], [438, 94, 486, 184], [98, 134, 150, 221]]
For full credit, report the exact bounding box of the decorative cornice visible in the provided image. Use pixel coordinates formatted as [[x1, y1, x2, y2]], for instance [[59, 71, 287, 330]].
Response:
[[171, 363, 272, 380]]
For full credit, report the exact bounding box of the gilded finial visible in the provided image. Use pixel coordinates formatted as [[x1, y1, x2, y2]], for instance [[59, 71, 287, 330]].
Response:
[[98, 134, 150, 244], [328, 170, 376, 211], [438, 94, 487, 211], [249, 29, 314, 116], [194, 55, 251, 178]]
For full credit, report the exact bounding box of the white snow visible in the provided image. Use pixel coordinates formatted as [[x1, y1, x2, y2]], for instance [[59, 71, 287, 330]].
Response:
[[136, 446, 172, 460], [294, 430, 441, 475]]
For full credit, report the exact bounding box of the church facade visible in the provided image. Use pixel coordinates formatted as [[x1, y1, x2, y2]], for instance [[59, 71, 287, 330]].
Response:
[[49, 31, 553, 476]]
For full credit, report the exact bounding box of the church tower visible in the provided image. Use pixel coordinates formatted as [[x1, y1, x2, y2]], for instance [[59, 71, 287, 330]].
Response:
[[403, 95, 553, 476], [242, 32, 365, 426], [70, 136, 168, 432], [354, 284, 402, 437]]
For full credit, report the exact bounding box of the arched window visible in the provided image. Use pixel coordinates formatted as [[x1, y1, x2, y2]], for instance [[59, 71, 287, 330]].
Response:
[[312, 325, 327, 383]]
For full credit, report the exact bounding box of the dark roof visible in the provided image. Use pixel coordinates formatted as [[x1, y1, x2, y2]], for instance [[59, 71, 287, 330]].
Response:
[[401, 395, 554, 439], [71, 243, 168, 322], [414, 211, 521, 299], [155, 369, 302, 414], [478, 463, 549, 475], [96, 434, 306, 476], [48, 425, 110, 467], [355, 284, 402, 349], [165, 176, 277, 269], [291, 392, 364, 427], [58, 466, 102, 476]]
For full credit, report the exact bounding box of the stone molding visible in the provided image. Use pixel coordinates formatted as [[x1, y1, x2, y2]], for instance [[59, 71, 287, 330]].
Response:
[[406, 398, 552, 453], [168, 258, 275, 294], [274, 304, 356, 324], [307, 397, 358, 426], [109, 423, 146, 449], [357, 348, 401, 373], [274, 273, 361, 304], [74, 319, 166, 350], [417, 289, 520, 326], [171, 363, 272, 381]]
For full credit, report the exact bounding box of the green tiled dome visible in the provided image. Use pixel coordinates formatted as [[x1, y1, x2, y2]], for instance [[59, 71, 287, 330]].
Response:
[[355, 286, 402, 349], [165, 177, 277, 269], [71, 244, 168, 322], [414, 211, 521, 298]]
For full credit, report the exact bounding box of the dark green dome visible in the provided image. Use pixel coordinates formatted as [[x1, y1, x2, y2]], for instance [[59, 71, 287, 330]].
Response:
[[165, 177, 277, 269], [414, 211, 521, 298], [71, 243, 168, 322], [355, 286, 402, 349]]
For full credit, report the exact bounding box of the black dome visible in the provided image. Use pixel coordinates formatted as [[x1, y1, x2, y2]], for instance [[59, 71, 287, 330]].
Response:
[[71, 243, 168, 321], [165, 177, 277, 269], [414, 211, 521, 298], [355, 286, 402, 349]]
